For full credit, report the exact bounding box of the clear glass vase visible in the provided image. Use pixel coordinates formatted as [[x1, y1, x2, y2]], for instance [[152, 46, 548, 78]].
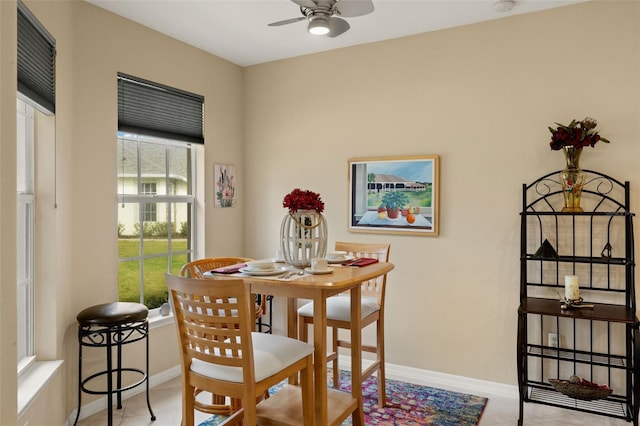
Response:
[[560, 146, 585, 213]]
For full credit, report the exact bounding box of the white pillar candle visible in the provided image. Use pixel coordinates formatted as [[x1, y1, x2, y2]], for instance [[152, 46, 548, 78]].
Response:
[[565, 275, 580, 300]]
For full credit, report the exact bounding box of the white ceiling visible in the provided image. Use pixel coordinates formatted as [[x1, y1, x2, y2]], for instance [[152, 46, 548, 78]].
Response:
[[86, 0, 587, 67]]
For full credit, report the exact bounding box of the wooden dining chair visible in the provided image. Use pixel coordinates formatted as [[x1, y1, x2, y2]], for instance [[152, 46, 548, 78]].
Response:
[[178, 257, 268, 416], [180, 257, 268, 323], [179, 257, 251, 279], [166, 273, 314, 426], [297, 241, 391, 406]]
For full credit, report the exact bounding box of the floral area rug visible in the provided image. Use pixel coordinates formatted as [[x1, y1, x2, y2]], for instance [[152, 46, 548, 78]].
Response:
[[199, 370, 488, 425]]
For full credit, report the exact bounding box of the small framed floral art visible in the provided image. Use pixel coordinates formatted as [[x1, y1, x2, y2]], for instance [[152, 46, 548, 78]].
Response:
[[214, 164, 236, 208]]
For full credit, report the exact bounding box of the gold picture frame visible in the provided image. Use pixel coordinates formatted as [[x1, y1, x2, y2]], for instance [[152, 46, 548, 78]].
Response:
[[348, 155, 439, 236]]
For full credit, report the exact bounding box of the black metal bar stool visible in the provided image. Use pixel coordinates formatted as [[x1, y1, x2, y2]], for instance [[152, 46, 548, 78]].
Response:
[[256, 294, 273, 333], [73, 302, 156, 425]]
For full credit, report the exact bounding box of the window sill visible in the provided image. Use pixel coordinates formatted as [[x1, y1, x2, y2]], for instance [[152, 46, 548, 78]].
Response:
[[18, 360, 63, 417], [149, 312, 174, 330]]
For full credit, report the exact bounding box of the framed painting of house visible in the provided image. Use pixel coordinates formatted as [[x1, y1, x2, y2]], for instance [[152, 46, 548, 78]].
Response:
[[214, 164, 236, 207], [348, 155, 439, 236]]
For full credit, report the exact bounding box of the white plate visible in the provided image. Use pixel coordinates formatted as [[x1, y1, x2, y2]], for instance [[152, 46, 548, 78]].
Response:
[[239, 266, 290, 276], [304, 267, 333, 275], [327, 255, 355, 264]]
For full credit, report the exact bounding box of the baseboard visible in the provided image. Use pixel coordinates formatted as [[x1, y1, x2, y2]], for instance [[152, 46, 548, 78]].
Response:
[[338, 354, 518, 399], [65, 365, 181, 426]]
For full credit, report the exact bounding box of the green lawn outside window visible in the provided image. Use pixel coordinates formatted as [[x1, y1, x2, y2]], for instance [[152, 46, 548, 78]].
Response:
[[118, 239, 188, 308]]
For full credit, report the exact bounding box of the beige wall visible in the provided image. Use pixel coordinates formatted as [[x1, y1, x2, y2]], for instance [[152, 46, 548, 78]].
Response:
[[243, 1, 640, 385], [1, 1, 18, 425], [0, 0, 638, 424]]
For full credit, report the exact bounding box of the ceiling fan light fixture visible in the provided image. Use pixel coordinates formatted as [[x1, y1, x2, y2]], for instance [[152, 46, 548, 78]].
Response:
[[493, 0, 515, 13], [308, 16, 330, 35]]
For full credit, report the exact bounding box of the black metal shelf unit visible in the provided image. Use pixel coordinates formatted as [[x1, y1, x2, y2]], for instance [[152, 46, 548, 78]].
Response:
[[517, 169, 639, 425]]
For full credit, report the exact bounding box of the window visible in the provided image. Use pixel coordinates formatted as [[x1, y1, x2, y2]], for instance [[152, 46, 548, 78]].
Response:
[[142, 183, 157, 195], [116, 73, 203, 311], [141, 183, 157, 222], [15, 7, 62, 412], [142, 204, 157, 222], [17, 99, 35, 369], [117, 135, 195, 309]]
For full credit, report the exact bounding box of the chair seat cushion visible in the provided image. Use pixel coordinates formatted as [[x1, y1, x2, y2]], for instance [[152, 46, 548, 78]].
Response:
[[297, 295, 380, 322], [190, 332, 313, 383]]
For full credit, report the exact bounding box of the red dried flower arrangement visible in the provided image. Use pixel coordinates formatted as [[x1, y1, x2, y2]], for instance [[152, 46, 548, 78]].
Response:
[[283, 188, 324, 214], [549, 117, 610, 151]]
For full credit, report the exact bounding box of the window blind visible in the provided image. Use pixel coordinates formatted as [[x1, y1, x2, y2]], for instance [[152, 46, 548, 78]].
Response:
[[17, 0, 56, 114], [117, 73, 204, 144]]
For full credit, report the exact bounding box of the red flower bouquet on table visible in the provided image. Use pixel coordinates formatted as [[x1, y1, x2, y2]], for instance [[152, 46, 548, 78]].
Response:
[[282, 188, 324, 214]]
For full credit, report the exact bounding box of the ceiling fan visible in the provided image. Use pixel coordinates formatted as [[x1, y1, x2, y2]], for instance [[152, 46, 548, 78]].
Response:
[[268, 0, 374, 38]]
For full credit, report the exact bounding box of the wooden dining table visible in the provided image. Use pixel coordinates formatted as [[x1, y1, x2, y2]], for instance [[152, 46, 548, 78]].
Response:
[[206, 261, 394, 426]]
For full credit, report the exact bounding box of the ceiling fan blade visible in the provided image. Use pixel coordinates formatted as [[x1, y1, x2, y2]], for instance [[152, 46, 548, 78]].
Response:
[[268, 16, 306, 27], [335, 0, 374, 17], [290, 0, 319, 8], [327, 16, 350, 38]]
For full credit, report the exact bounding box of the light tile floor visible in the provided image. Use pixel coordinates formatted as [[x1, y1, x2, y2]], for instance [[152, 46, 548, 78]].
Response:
[[76, 376, 632, 425]]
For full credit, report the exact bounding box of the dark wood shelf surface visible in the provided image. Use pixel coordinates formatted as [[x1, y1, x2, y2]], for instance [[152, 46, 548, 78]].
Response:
[[519, 297, 637, 324]]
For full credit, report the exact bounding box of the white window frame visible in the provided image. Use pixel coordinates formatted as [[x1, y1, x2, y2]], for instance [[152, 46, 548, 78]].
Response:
[[117, 134, 196, 312], [17, 98, 35, 372]]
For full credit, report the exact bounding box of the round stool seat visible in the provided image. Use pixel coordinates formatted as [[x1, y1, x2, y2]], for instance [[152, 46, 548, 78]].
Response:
[[77, 302, 148, 327]]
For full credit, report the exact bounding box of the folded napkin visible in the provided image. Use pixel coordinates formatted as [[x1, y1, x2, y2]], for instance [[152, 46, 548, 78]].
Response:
[[344, 257, 379, 267], [210, 263, 247, 274]]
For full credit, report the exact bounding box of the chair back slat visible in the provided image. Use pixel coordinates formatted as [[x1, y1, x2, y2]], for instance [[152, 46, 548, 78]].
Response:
[[166, 274, 254, 371], [334, 242, 391, 303]]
